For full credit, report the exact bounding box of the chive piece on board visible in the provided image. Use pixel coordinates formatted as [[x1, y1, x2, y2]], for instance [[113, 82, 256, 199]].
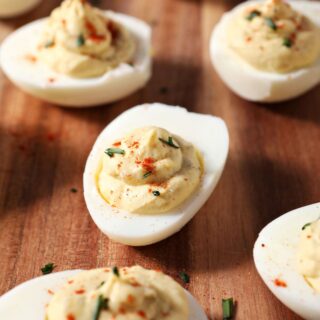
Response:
[[222, 298, 234, 320], [179, 271, 190, 284], [41, 263, 56, 275]]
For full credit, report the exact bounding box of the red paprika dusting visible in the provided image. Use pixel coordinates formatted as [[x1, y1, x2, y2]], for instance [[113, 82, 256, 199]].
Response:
[[137, 310, 146, 318], [25, 54, 37, 63], [48, 289, 54, 295], [89, 33, 106, 42], [118, 306, 126, 314], [85, 20, 97, 35], [48, 77, 56, 84], [113, 141, 122, 147], [150, 181, 168, 189], [141, 157, 155, 172], [66, 314, 75, 320], [75, 289, 86, 294], [274, 278, 287, 287], [68, 280, 74, 284], [127, 294, 135, 303], [85, 19, 106, 42]]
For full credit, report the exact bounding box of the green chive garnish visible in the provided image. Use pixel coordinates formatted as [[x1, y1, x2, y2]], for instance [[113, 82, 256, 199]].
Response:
[[246, 10, 261, 21], [143, 171, 152, 178], [222, 298, 234, 320], [77, 34, 85, 46], [179, 272, 190, 284], [41, 263, 56, 275], [93, 295, 109, 320], [97, 281, 105, 289], [105, 148, 125, 157], [283, 38, 292, 48], [265, 17, 277, 30], [302, 222, 311, 230], [159, 137, 179, 149], [112, 266, 120, 277]]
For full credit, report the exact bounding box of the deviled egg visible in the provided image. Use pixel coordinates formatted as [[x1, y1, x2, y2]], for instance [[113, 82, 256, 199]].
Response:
[[254, 202, 320, 320], [0, 0, 151, 107], [210, 0, 320, 102], [0, 0, 41, 18], [83, 103, 229, 246], [0, 266, 208, 320]]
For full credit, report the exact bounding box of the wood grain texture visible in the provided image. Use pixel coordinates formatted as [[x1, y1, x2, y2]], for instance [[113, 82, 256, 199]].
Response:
[[0, 0, 319, 319]]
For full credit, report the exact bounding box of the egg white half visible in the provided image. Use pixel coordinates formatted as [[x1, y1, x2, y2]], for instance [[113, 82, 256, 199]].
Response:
[[0, 270, 208, 320], [0, 11, 151, 107], [83, 103, 229, 246], [253, 202, 320, 320], [210, 0, 320, 103]]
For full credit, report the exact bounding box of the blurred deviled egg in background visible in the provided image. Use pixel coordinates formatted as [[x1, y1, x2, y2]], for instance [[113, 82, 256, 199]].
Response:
[[0, 0, 42, 18], [254, 203, 320, 320], [0, 0, 151, 107], [0, 266, 208, 320], [83, 103, 229, 246], [210, 0, 320, 103]]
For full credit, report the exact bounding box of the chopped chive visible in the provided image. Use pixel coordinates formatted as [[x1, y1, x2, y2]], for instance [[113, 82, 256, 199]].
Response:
[[246, 10, 261, 21], [143, 171, 152, 178], [302, 222, 311, 230], [159, 137, 179, 149], [41, 263, 56, 275], [179, 272, 190, 284], [112, 266, 120, 277], [152, 190, 160, 196], [93, 295, 109, 320], [44, 40, 54, 48], [265, 17, 277, 30], [97, 281, 105, 289], [77, 34, 85, 46], [105, 148, 125, 157], [222, 298, 234, 320], [283, 37, 292, 48]]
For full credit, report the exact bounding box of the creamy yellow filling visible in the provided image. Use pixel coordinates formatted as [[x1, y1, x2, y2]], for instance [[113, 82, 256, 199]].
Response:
[[38, 0, 135, 78], [227, 0, 320, 73], [297, 220, 320, 292], [97, 127, 203, 214], [46, 266, 189, 320]]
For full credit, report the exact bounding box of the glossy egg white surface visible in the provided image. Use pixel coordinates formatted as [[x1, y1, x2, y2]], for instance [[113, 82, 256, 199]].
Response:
[[0, 0, 41, 18], [210, 0, 320, 103], [83, 103, 229, 246], [0, 270, 208, 320], [254, 203, 320, 320], [0, 12, 151, 107]]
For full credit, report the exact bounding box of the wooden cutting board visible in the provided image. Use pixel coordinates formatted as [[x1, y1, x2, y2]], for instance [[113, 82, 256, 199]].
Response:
[[0, 0, 319, 319]]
